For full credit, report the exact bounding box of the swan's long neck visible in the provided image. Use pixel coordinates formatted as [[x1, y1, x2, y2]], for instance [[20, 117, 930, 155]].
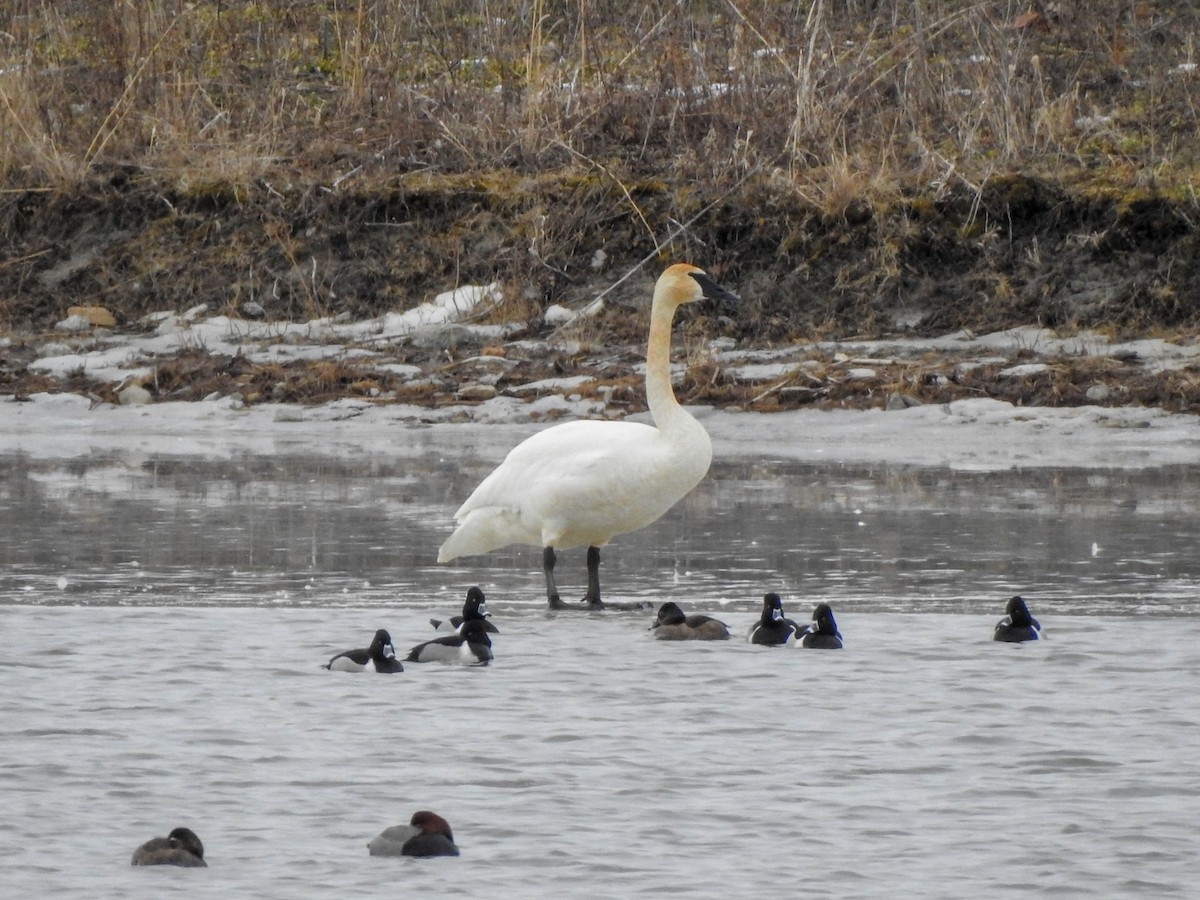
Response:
[[644, 295, 692, 436]]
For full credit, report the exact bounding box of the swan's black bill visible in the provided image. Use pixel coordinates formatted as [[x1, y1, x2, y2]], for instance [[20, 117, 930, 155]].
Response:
[[689, 271, 739, 305]]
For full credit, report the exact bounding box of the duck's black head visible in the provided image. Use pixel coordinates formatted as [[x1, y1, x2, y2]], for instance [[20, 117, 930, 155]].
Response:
[[1005, 596, 1034, 626], [761, 593, 784, 623], [464, 586, 489, 618], [812, 603, 840, 637]]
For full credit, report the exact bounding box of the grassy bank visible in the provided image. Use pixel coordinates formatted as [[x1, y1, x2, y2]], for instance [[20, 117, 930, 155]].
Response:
[[2, 1, 1199, 340]]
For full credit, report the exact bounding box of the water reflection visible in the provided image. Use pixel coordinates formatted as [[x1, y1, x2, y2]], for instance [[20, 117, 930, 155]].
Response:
[[2, 452, 1198, 615]]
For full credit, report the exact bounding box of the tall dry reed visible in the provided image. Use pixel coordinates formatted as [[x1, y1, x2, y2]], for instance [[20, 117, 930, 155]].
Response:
[[0, 1, 1196, 209]]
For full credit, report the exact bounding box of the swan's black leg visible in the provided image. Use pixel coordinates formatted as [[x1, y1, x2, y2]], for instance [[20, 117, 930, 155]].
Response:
[[583, 545, 604, 609], [544, 546, 567, 609]]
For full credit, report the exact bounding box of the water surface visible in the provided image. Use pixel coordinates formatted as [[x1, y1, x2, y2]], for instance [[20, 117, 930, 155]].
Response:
[[2, 450, 1199, 897], [2, 453, 1197, 615], [2, 607, 1197, 898]]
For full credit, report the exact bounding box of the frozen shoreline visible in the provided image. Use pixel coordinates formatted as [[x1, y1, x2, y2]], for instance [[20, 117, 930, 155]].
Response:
[[7, 296, 1199, 469], [7, 283, 1199, 470], [3, 389, 1196, 470]]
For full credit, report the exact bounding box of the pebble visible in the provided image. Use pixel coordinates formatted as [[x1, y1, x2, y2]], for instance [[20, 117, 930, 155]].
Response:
[[998, 363, 1050, 378], [66, 305, 117, 327], [886, 393, 923, 410], [118, 383, 152, 405], [543, 304, 576, 325], [410, 324, 478, 350], [456, 384, 498, 401], [55, 314, 92, 333]]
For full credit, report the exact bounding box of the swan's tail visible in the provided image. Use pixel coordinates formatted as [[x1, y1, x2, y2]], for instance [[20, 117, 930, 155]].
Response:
[[437, 508, 532, 562]]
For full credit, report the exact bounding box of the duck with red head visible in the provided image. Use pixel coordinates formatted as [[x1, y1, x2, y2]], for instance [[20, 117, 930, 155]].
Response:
[[650, 601, 731, 640], [368, 810, 459, 858], [437, 264, 738, 610]]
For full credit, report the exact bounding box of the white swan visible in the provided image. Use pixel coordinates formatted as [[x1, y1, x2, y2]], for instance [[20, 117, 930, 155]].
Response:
[[437, 263, 737, 609]]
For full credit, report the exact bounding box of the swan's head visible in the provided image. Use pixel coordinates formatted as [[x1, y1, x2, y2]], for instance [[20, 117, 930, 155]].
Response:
[[655, 263, 739, 310]]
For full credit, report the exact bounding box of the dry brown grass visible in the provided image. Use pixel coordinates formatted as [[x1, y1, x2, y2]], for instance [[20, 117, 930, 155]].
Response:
[[3, 1, 1198, 203], [3, 2, 1199, 346]]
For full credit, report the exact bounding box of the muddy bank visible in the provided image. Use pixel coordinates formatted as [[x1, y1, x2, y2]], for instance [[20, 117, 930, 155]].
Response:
[[3, 170, 1199, 334], [2, 171, 1199, 414]]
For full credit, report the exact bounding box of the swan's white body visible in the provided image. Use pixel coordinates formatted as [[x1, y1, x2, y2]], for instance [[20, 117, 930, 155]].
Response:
[[437, 264, 732, 605], [437, 415, 710, 556]]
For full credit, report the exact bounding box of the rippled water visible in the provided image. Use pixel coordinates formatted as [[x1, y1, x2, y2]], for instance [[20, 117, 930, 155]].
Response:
[[2, 449, 1200, 896], [4, 607, 1199, 898], [2, 453, 1199, 615]]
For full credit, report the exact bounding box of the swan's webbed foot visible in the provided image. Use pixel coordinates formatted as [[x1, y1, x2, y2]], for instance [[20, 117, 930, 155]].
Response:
[[593, 598, 651, 611], [544, 545, 610, 610]]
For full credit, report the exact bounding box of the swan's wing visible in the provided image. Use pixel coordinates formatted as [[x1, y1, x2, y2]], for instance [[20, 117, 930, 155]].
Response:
[[453, 419, 661, 519], [440, 414, 711, 556]]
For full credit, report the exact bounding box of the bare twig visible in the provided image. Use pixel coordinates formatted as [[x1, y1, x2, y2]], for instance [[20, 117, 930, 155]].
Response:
[[549, 165, 760, 338], [550, 139, 657, 249]]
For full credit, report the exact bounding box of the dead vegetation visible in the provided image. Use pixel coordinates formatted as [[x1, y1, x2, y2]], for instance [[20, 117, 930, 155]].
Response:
[[5, 324, 1199, 415], [2, 1, 1199, 408]]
